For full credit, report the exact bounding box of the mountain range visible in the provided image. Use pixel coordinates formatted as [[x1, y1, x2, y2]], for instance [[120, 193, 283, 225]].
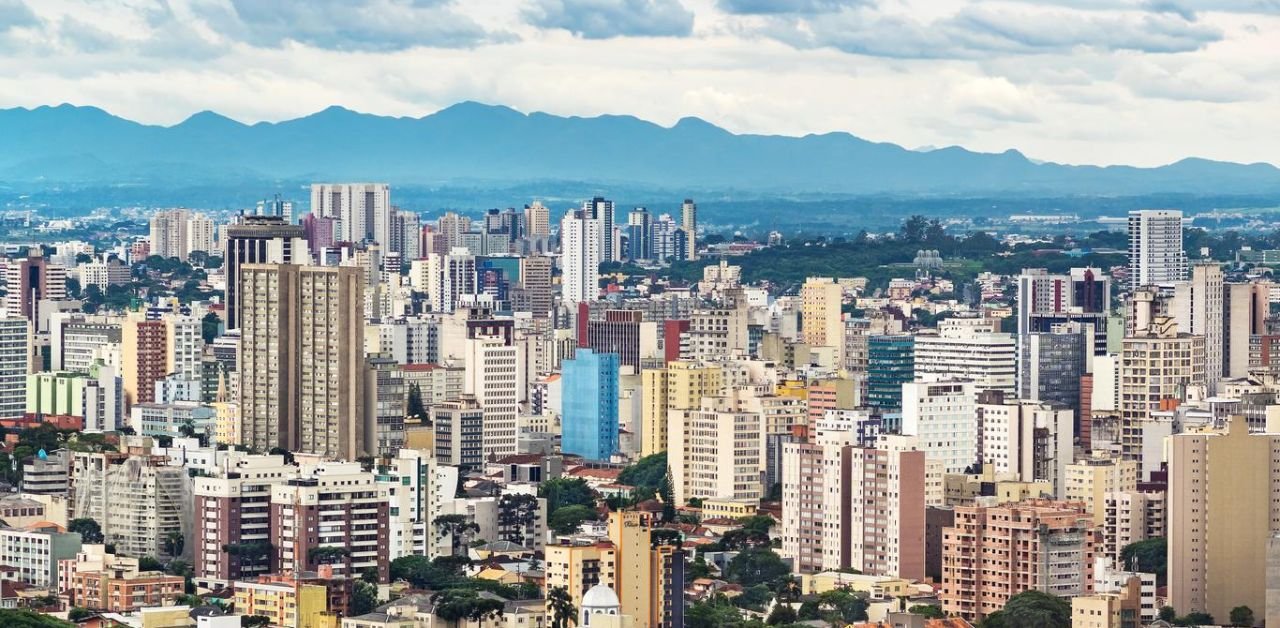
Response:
[[1, 101, 1278, 196]]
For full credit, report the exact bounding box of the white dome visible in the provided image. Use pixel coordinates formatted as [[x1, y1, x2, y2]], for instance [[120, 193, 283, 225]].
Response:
[[581, 584, 620, 609]]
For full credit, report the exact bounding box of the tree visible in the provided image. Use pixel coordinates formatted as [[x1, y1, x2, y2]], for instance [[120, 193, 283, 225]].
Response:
[[65, 277, 82, 299], [1178, 612, 1214, 626], [138, 556, 164, 572], [617, 453, 668, 492], [812, 589, 869, 624], [724, 548, 791, 588], [548, 504, 597, 535], [361, 567, 380, 585], [539, 477, 597, 512], [433, 514, 481, 557], [1120, 537, 1167, 584], [1160, 606, 1177, 622], [1000, 590, 1070, 628], [0, 610, 77, 627], [350, 580, 378, 616], [1230, 606, 1254, 627], [909, 604, 944, 619], [68, 518, 104, 543], [497, 493, 540, 545], [201, 312, 221, 344], [431, 589, 505, 628], [407, 384, 426, 419], [686, 595, 745, 628], [68, 608, 93, 621], [548, 585, 577, 628], [163, 531, 185, 557], [308, 546, 349, 566], [766, 604, 798, 625]]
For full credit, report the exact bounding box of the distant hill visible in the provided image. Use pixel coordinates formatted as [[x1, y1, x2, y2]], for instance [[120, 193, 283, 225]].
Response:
[[1, 101, 1278, 195]]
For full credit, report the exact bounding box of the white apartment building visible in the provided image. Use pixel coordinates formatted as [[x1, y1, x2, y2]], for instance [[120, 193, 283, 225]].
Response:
[[1128, 209, 1186, 289], [310, 183, 392, 246], [0, 523, 82, 588], [0, 316, 31, 421], [977, 396, 1074, 498], [901, 380, 977, 474], [669, 388, 764, 505], [914, 318, 1016, 396], [561, 210, 602, 304], [465, 332, 522, 459]]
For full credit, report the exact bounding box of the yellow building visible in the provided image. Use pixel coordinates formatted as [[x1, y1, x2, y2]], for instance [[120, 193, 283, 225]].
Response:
[[801, 572, 914, 597], [212, 401, 239, 446], [1065, 452, 1138, 525], [139, 606, 194, 628], [943, 468, 1053, 507], [801, 277, 844, 364], [234, 579, 336, 628], [545, 541, 617, 620], [1070, 576, 1142, 628], [608, 512, 653, 627], [640, 362, 722, 457], [1170, 415, 1280, 623], [701, 498, 756, 520]]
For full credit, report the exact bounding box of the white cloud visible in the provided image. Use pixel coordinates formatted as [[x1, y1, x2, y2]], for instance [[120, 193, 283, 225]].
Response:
[[0, 0, 1274, 169]]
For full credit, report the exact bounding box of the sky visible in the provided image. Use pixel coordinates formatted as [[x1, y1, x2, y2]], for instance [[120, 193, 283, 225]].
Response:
[[0, 0, 1277, 168]]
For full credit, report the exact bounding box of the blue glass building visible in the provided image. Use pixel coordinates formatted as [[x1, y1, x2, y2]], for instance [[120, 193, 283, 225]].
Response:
[[561, 348, 621, 461], [867, 334, 915, 412]]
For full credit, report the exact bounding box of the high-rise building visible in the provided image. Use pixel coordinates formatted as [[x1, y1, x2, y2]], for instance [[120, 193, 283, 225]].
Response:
[[914, 318, 1016, 396], [423, 248, 478, 314], [1119, 316, 1205, 424], [256, 194, 294, 223], [1128, 209, 1186, 289], [583, 197, 616, 263], [389, 208, 421, 261], [976, 392, 1073, 497], [867, 335, 914, 411], [432, 396, 484, 469], [463, 323, 521, 459], [651, 214, 687, 263], [1015, 267, 1109, 396], [681, 198, 697, 261], [561, 348, 620, 462], [192, 454, 293, 586], [148, 209, 191, 261], [1223, 280, 1269, 378], [223, 215, 307, 330], [1064, 452, 1138, 527], [669, 387, 763, 505], [562, 209, 602, 304], [187, 212, 217, 258], [1171, 262, 1224, 391], [238, 264, 368, 459], [300, 213, 336, 261], [1020, 320, 1090, 419], [120, 316, 168, 409], [801, 277, 844, 364], [941, 500, 1097, 621], [0, 316, 30, 422], [525, 201, 551, 237], [70, 450, 189, 560], [585, 310, 658, 371], [902, 380, 976, 474], [641, 361, 723, 458], [310, 183, 392, 245], [270, 462, 389, 582], [516, 255, 553, 318], [1169, 416, 1280, 622], [625, 207, 653, 262], [3, 255, 67, 321], [366, 355, 406, 456]]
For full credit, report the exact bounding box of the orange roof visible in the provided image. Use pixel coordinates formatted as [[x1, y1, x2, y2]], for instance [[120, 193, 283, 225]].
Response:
[[402, 363, 444, 372], [567, 467, 622, 480]]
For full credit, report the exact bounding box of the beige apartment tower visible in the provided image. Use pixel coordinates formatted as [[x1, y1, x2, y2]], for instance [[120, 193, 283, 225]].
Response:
[[1169, 416, 1280, 623], [238, 264, 368, 460]]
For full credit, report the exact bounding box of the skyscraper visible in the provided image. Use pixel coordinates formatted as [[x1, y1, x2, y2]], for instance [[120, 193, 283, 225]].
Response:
[[0, 316, 30, 421], [238, 264, 367, 459], [681, 199, 697, 261], [626, 207, 653, 262], [583, 197, 616, 262], [800, 277, 844, 364], [463, 323, 521, 459], [424, 248, 477, 314], [2, 254, 66, 321], [562, 209, 602, 304], [867, 334, 914, 411], [310, 183, 391, 245], [388, 208, 421, 261], [1128, 209, 1186, 289], [525, 201, 551, 237], [1171, 262, 1224, 392], [561, 348, 620, 462], [223, 215, 307, 330]]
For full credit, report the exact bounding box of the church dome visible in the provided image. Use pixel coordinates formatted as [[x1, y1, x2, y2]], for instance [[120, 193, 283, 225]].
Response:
[[581, 584, 620, 609]]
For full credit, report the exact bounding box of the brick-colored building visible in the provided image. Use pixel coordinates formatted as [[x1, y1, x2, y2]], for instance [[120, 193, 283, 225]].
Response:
[[941, 499, 1097, 620], [69, 568, 183, 612], [269, 462, 389, 582]]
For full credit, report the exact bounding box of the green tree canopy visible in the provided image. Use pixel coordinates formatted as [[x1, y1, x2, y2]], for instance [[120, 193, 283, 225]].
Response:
[[68, 518, 104, 544], [538, 477, 598, 512], [549, 505, 598, 535], [1120, 537, 1167, 584], [724, 548, 791, 589]]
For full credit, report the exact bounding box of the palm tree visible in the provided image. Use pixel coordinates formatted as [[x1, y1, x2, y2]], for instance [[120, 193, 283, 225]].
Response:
[[548, 586, 577, 628]]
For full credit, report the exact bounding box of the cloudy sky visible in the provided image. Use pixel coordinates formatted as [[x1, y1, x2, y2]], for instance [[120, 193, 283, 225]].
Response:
[[0, 0, 1277, 167]]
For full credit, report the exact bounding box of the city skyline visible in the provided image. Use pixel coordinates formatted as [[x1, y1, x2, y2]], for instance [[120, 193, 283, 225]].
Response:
[[0, 0, 1276, 168]]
